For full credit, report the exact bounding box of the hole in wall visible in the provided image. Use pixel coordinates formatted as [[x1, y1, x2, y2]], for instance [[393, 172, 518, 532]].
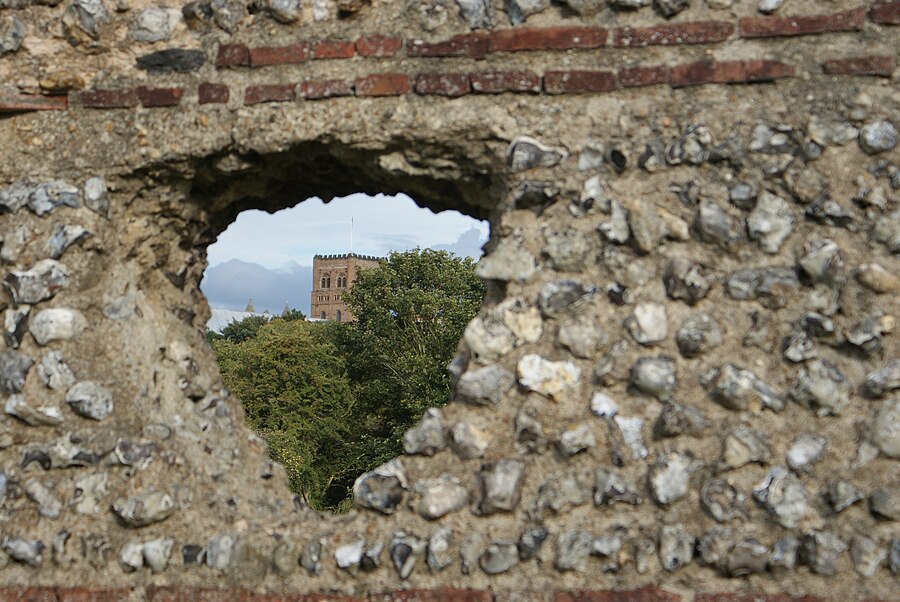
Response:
[[196, 186, 491, 511]]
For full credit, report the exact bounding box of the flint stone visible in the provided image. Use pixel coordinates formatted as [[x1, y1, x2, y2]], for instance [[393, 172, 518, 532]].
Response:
[[5, 260, 70, 305], [66, 381, 113, 420], [557, 423, 595, 456], [697, 529, 731, 570], [538, 280, 595, 317], [625, 302, 667, 345], [654, 0, 689, 17], [38, 351, 75, 390], [791, 359, 851, 416], [590, 392, 618, 418], [631, 356, 676, 400], [859, 120, 898, 154], [728, 539, 768, 575], [480, 542, 518, 574], [658, 525, 694, 571], [892, 540, 900, 575], [456, 365, 516, 405], [130, 7, 175, 42], [457, 0, 493, 28], [475, 238, 536, 282], [870, 486, 900, 521], [415, 474, 468, 519], [558, 314, 607, 358], [726, 267, 799, 308], [449, 421, 490, 459], [353, 459, 407, 514], [518, 524, 547, 560], [515, 404, 543, 451], [873, 210, 900, 252], [650, 452, 694, 505], [82, 177, 110, 216], [614, 415, 648, 460], [264, 0, 300, 22], [210, 0, 246, 33], [753, 467, 811, 528], [459, 533, 484, 575], [798, 239, 842, 285], [676, 313, 722, 357], [29, 309, 87, 345], [722, 428, 771, 468], [770, 536, 800, 572], [786, 433, 828, 473], [555, 530, 593, 571], [851, 535, 886, 577], [694, 199, 740, 248], [115, 439, 156, 467], [846, 314, 894, 356], [628, 202, 665, 253], [48, 224, 90, 259], [301, 538, 323, 574], [390, 531, 424, 579], [112, 490, 175, 527], [828, 480, 864, 513], [27, 181, 80, 216], [801, 531, 846, 575], [0, 182, 32, 213], [591, 534, 622, 572], [594, 469, 641, 505], [599, 200, 630, 244], [873, 398, 900, 459], [2, 536, 43, 566], [427, 527, 453, 572], [0, 15, 25, 54], [654, 402, 708, 439], [782, 328, 817, 363], [72, 472, 108, 514], [534, 471, 590, 515], [701, 479, 745, 522], [403, 408, 446, 456], [517, 354, 581, 401], [561, 0, 603, 13], [5, 395, 63, 426], [857, 263, 900, 294], [507, 136, 567, 172], [25, 479, 62, 518], [207, 533, 237, 570], [663, 258, 711, 305], [729, 182, 758, 209], [703, 364, 783, 412], [335, 539, 364, 569], [120, 541, 144, 572], [141, 537, 172, 573], [478, 459, 525, 514], [748, 191, 795, 253], [805, 197, 854, 228], [0, 349, 33, 394], [1, 224, 29, 263], [505, 0, 550, 25]]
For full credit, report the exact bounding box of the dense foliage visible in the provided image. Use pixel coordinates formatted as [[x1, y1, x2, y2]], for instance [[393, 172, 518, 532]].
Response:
[[209, 249, 485, 510]]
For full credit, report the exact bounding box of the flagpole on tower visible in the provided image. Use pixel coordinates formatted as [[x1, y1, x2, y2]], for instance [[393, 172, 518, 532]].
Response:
[[350, 217, 354, 253]]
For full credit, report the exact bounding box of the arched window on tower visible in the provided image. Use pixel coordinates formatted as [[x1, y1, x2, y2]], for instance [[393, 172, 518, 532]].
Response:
[[336, 310, 342, 322], [320, 275, 326, 288], [320, 311, 326, 320]]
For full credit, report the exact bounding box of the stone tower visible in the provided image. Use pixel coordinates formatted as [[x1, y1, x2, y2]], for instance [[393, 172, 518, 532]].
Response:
[[310, 253, 381, 321]]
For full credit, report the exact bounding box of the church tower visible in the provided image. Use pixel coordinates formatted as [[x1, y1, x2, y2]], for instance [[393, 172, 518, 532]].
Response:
[[310, 253, 381, 321]]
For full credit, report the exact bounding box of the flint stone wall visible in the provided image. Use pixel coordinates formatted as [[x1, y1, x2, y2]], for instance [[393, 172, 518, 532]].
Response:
[[0, 0, 897, 599]]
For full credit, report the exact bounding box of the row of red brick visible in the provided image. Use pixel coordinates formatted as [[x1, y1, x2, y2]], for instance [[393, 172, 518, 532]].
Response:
[[0, 586, 895, 602], [0, 55, 893, 113], [216, 3, 899, 68]]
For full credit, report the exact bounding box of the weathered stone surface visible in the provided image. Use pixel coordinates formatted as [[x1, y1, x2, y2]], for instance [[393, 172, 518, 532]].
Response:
[[870, 486, 900, 521], [65, 381, 113, 420], [753, 467, 811, 528], [353, 459, 407, 514], [850, 535, 885, 577], [722, 427, 771, 469], [801, 531, 847, 575], [449, 421, 490, 459], [747, 191, 795, 253], [0, 14, 26, 54], [654, 402, 708, 439], [112, 490, 176, 527], [475, 237, 536, 282], [0, 349, 33, 394], [663, 258, 711, 305], [414, 473, 468, 519], [631, 356, 676, 401], [478, 459, 525, 514], [6, 394, 63, 426], [676, 313, 722, 357], [658, 525, 694, 571], [508, 137, 567, 172], [625, 302, 667, 345], [594, 468, 641, 506], [703, 364, 784, 412], [786, 432, 828, 473], [5, 259, 69, 304], [791, 359, 851, 416], [701, 478, 746, 522], [555, 530, 593, 571], [37, 351, 75, 390], [859, 120, 898, 154], [516, 354, 581, 400], [649, 452, 694, 505], [403, 408, 446, 456], [29, 309, 87, 345]]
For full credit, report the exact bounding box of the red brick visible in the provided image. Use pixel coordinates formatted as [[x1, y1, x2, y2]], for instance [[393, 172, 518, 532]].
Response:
[[470, 71, 541, 93], [614, 21, 733, 47], [249, 43, 310, 67], [544, 70, 616, 94], [355, 73, 411, 96], [740, 8, 866, 37], [0, 587, 58, 602], [301, 79, 354, 99], [671, 59, 795, 86], [872, 1, 900, 24], [77, 88, 138, 108], [415, 72, 471, 97], [407, 33, 489, 59], [375, 591, 492, 602], [356, 35, 403, 57], [488, 27, 607, 52], [619, 65, 672, 87], [0, 89, 67, 113], [58, 589, 135, 602], [199, 82, 229, 104], [244, 84, 296, 105], [313, 39, 355, 59], [823, 55, 895, 76], [216, 43, 250, 67], [556, 589, 681, 602], [136, 86, 183, 107]]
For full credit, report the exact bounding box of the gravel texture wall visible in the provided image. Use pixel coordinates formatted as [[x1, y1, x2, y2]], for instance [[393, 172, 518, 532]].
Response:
[[0, 0, 897, 600]]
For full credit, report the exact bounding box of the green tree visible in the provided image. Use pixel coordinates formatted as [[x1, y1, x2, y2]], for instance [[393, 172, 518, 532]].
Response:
[[337, 248, 485, 473], [211, 317, 355, 509]]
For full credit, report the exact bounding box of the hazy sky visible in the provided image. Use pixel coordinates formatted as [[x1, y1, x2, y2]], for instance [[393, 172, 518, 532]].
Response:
[[206, 193, 488, 269], [201, 193, 488, 314]]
